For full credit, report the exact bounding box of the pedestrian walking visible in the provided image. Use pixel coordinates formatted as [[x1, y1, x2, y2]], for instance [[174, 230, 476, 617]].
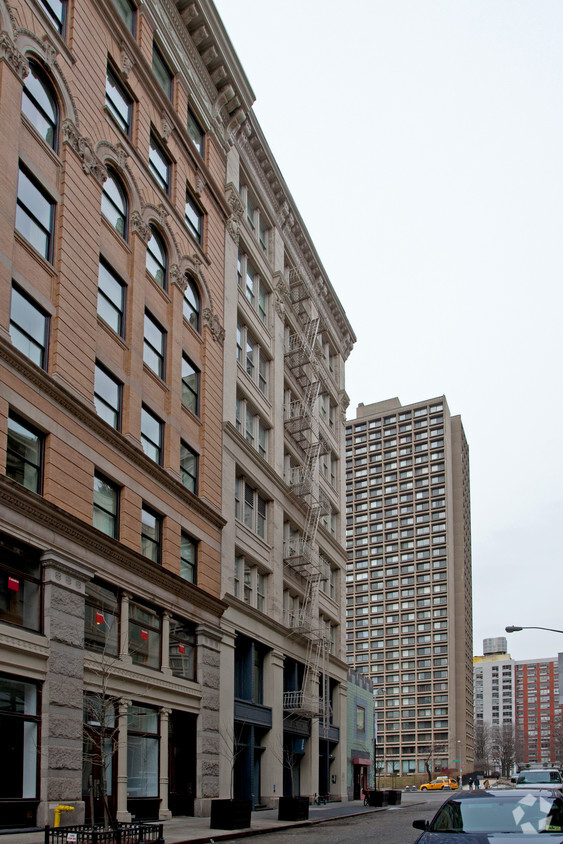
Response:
[[469, 777, 474, 791], [474, 776, 480, 790], [483, 778, 490, 790]]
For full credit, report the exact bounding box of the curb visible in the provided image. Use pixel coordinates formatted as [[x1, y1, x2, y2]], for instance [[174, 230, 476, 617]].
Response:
[[171, 807, 383, 844]]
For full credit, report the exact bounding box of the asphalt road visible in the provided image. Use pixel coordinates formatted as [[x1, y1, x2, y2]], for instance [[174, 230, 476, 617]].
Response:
[[219, 791, 449, 844]]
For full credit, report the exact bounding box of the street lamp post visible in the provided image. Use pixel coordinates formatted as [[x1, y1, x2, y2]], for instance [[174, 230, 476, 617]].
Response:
[[457, 740, 462, 789], [373, 687, 384, 790], [506, 625, 563, 635]]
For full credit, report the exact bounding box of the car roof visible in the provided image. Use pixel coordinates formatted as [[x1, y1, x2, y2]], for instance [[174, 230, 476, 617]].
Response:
[[444, 788, 561, 800]]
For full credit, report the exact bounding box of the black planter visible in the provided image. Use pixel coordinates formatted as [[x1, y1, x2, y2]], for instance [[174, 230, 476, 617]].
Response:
[[278, 796, 310, 821], [387, 789, 402, 805], [368, 789, 388, 807], [209, 798, 252, 830]]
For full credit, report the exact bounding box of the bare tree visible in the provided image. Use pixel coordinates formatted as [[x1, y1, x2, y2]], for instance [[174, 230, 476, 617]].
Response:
[[474, 720, 492, 773], [491, 723, 516, 778], [419, 742, 448, 780]]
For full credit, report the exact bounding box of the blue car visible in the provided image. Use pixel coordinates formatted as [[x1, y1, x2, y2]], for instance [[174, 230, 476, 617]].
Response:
[[413, 788, 563, 842]]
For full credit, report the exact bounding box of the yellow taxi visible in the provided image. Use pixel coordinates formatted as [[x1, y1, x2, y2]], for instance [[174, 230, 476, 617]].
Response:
[[419, 777, 458, 791]]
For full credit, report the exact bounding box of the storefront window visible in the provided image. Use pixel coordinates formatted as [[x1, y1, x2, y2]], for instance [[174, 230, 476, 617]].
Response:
[[169, 617, 196, 681], [0, 674, 39, 799], [0, 533, 41, 631], [127, 705, 159, 797], [129, 602, 161, 669]]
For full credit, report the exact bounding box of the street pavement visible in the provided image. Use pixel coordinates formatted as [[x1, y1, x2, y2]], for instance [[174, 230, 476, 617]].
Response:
[[1, 795, 431, 844]]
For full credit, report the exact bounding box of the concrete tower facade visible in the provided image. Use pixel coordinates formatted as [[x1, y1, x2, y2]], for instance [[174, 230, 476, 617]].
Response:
[[345, 396, 474, 782]]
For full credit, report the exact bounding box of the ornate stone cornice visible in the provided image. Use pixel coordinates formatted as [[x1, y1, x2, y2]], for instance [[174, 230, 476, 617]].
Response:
[[0, 30, 28, 79], [202, 307, 225, 345], [62, 119, 107, 185]]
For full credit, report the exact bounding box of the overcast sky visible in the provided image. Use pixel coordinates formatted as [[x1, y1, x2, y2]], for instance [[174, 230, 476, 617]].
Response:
[[214, 0, 563, 662]]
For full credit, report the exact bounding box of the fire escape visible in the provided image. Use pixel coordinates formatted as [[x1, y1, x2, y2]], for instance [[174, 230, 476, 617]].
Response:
[[283, 268, 331, 735]]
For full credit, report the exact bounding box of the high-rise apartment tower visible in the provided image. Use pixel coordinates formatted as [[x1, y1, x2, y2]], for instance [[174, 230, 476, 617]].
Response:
[[345, 397, 474, 780]]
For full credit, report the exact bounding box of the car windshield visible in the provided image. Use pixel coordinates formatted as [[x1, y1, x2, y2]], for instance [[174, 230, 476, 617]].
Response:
[[517, 770, 562, 784], [431, 794, 563, 834]]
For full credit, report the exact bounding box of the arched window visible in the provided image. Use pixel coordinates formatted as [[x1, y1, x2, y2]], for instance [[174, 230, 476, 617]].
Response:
[[21, 61, 58, 149], [101, 168, 128, 238], [183, 276, 201, 331], [146, 225, 167, 289]]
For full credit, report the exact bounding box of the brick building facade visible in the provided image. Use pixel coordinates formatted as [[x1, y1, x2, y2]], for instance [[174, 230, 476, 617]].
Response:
[[0, 0, 354, 827]]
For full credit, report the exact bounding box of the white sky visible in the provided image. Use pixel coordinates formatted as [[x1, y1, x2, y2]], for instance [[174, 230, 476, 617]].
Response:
[[213, 0, 563, 662]]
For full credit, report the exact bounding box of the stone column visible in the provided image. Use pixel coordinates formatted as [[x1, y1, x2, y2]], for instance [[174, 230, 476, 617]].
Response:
[[36, 551, 94, 827], [260, 649, 284, 807], [161, 611, 171, 673], [194, 622, 224, 816], [158, 708, 172, 819], [302, 716, 319, 799], [116, 698, 132, 822], [120, 593, 131, 663]]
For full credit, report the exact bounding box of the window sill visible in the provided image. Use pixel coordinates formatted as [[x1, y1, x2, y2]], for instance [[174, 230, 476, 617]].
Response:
[[14, 231, 57, 276]]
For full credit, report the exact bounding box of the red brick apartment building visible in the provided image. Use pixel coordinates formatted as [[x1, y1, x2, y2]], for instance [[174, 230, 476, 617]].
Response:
[[0, 0, 355, 829]]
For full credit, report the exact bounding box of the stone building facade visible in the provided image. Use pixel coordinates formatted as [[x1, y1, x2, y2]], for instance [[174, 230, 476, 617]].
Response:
[[0, 0, 354, 827]]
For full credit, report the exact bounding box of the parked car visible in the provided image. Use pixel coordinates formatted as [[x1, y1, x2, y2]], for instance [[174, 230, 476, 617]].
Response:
[[419, 777, 458, 791], [412, 788, 563, 842], [514, 769, 563, 790]]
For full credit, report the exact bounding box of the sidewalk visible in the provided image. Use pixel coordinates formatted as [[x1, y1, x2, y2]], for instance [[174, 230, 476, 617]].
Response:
[[0, 800, 397, 844]]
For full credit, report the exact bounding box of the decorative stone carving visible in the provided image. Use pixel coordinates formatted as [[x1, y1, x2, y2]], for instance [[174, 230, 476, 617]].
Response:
[[62, 119, 107, 185], [131, 210, 152, 244], [226, 217, 240, 244], [41, 35, 57, 67], [115, 147, 128, 170], [161, 110, 173, 140], [120, 42, 134, 78], [195, 167, 206, 197], [202, 308, 225, 345], [157, 203, 168, 227], [170, 264, 186, 292], [0, 31, 28, 79]]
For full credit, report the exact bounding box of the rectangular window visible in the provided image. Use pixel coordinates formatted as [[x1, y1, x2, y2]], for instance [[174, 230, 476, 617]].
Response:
[[6, 412, 43, 494], [15, 164, 55, 261], [169, 617, 196, 680], [238, 251, 268, 323], [236, 478, 267, 540], [129, 605, 161, 669], [237, 323, 268, 396], [144, 311, 166, 380], [235, 556, 266, 612], [141, 504, 162, 564], [38, 0, 66, 33], [149, 134, 171, 194], [94, 362, 122, 430], [356, 705, 366, 732], [141, 405, 163, 465], [0, 673, 39, 799], [181, 354, 200, 415], [10, 284, 49, 369], [93, 472, 119, 539], [97, 260, 125, 336], [112, 0, 136, 32], [84, 580, 119, 655], [187, 107, 204, 157], [152, 44, 173, 99], [0, 534, 41, 632], [180, 532, 197, 583], [185, 191, 203, 244], [127, 705, 159, 795], [180, 441, 198, 494], [105, 66, 132, 135]]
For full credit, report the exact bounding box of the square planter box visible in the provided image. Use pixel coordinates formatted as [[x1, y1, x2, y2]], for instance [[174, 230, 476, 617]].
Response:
[[368, 790, 388, 807], [209, 799, 252, 830], [278, 796, 310, 821]]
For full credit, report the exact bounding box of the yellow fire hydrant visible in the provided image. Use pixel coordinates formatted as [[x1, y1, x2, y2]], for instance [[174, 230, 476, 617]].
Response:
[[54, 805, 75, 828]]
